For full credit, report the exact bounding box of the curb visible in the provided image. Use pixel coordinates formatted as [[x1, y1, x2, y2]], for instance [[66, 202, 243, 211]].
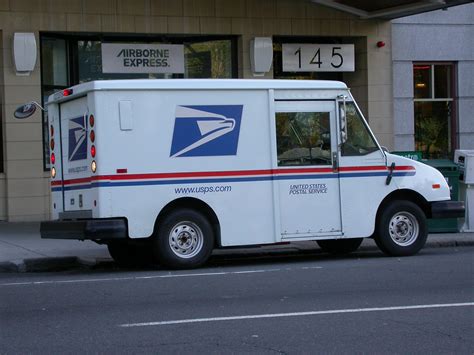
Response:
[[0, 257, 81, 273], [0, 239, 473, 273]]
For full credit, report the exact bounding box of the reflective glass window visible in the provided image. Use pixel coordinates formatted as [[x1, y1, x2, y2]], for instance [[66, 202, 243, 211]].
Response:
[[434, 65, 452, 99], [185, 40, 233, 78], [340, 103, 378, 156], [413, 65, 431, 99], [415, 101, 452, 158], [276, 112, 332, 166]]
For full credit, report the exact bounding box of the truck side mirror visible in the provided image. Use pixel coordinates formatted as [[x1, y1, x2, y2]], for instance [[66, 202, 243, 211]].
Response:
[[14, 101, 45, 119]]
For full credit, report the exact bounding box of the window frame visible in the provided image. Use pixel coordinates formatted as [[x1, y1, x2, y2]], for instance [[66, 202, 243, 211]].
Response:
[[413, 62, 457, 158]]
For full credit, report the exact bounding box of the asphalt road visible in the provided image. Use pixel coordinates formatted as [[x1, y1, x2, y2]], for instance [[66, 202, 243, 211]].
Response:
[[1, 247, 473, 354]]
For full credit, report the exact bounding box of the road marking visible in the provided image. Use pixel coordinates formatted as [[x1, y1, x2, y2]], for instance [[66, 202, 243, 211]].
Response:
[[119, 302, 474, 327], [0, 266, 319, 287]]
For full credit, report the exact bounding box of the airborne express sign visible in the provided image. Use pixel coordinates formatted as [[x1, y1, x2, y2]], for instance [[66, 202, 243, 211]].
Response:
[[101, 43, 185, 74]]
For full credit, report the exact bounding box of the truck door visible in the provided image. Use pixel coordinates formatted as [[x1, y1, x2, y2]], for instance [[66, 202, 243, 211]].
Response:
[[275, 101, 342, 237], [59, 96, 92, 212], [336, 98, 386, 235]]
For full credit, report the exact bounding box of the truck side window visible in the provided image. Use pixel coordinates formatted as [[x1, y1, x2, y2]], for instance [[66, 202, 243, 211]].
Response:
[[276, 112, 331, 166], [340, 103, 379, 156]]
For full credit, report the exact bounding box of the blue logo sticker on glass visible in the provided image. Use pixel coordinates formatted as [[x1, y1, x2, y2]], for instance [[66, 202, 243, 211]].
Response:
[[170, 105, 243, 158], [68, 116, 87, 161]]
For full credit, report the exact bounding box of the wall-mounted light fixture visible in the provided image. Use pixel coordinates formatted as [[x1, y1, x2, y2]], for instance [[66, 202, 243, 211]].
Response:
[[13, 33, 37, 76], [250, 37, 273, 76]]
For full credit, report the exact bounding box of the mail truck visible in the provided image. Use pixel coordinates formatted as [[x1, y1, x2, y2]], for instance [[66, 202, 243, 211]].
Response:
[[39, 79, 464, 268]]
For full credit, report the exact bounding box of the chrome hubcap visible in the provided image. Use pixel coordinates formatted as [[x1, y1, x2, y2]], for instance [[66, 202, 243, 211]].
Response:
[[389, 212, 419, 246], [169, 222, 203, 259]]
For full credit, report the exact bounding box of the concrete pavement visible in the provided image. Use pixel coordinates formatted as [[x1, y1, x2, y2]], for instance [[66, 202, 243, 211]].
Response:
[[0, 222, 473, 272]]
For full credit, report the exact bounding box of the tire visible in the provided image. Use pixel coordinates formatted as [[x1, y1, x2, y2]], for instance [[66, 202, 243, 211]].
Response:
[[107, 241, 153, 268], [153, 209, 214, 269], [374, 200, 427, 256], [317, 238, 363, 255]]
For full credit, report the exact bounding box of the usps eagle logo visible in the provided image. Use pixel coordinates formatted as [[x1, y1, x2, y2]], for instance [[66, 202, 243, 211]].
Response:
[[68, 116, 87, 161], [170, 105, 243, 158]]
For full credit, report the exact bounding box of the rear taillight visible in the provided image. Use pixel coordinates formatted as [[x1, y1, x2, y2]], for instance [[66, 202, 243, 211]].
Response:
[[89, 114, 97, 173], [50, 125, 56, 179]]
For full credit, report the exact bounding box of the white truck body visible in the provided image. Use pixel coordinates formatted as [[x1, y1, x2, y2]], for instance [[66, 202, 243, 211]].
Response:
[[40, 79, 464, 267]]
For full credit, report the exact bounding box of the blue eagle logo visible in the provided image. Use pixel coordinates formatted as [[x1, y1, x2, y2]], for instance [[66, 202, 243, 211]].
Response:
[[170, 105, 243, 158], [68, 116, 87, 161]]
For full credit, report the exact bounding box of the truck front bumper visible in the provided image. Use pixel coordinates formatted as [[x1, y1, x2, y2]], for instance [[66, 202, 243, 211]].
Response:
[[431, 201, 465, 219], [40, 219, 127, 240]]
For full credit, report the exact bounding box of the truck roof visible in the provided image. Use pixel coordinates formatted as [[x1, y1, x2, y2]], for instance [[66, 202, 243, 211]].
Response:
[[47, 79, 348, 104]]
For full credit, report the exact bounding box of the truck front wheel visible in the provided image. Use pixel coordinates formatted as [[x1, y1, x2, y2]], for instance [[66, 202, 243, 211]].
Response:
[[153, 209, 214, 269], [375, 200, 428, 256]]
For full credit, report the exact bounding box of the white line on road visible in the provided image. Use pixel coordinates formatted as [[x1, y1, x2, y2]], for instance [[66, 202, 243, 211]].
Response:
[[0, 266, 317, 287], [119, 302, 474, 327]]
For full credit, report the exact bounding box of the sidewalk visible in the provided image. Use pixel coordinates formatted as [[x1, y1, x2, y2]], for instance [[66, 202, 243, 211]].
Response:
[[0, 222, 473, 272]]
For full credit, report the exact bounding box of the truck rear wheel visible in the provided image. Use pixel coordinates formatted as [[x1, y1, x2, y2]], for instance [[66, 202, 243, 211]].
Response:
[[153, 209, 214, 269], [375, 200, 427, 256], [317, 238, 363, 255]]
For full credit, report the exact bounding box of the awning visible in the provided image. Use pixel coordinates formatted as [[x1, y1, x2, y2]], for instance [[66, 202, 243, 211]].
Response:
[[311, 0, 472, 19]]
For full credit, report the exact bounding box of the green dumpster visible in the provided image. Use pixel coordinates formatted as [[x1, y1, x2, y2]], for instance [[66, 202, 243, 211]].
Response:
[[391, 151, 423, 162], [424, 159, 460, 233]]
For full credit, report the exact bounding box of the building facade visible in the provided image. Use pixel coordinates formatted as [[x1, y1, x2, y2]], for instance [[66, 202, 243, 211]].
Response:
[[0, 0, 469, 222], [392, 3, 474, 157]]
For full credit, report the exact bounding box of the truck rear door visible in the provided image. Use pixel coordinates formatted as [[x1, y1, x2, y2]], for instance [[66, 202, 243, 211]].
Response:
[[59, 96, 92, 212]]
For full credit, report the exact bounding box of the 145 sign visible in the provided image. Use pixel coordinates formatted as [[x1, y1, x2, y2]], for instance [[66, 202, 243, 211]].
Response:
[[282, 44, 355, 72]]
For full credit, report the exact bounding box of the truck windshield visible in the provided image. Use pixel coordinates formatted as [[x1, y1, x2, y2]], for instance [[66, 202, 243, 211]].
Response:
[[340, 102, 379, 156]]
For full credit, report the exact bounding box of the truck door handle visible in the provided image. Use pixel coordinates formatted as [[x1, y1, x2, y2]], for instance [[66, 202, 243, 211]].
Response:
[[386, 162, 396, 185], [332, 152, 338, 173]]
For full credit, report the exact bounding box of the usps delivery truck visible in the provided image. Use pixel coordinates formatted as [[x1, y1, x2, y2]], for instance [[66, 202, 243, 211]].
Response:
[[39, 79, 464, 268]]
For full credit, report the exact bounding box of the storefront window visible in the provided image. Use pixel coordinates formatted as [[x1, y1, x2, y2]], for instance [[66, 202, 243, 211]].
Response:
[[413, 63, 455, 159], [41, 37, 69, 169], [78, 41, 151, 82], [415, 101, 452, 158], [40, 34, 237, 170], [185, 40, 233, 78], [42, 38, 68, 87], [76, 39, 234, 83]]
